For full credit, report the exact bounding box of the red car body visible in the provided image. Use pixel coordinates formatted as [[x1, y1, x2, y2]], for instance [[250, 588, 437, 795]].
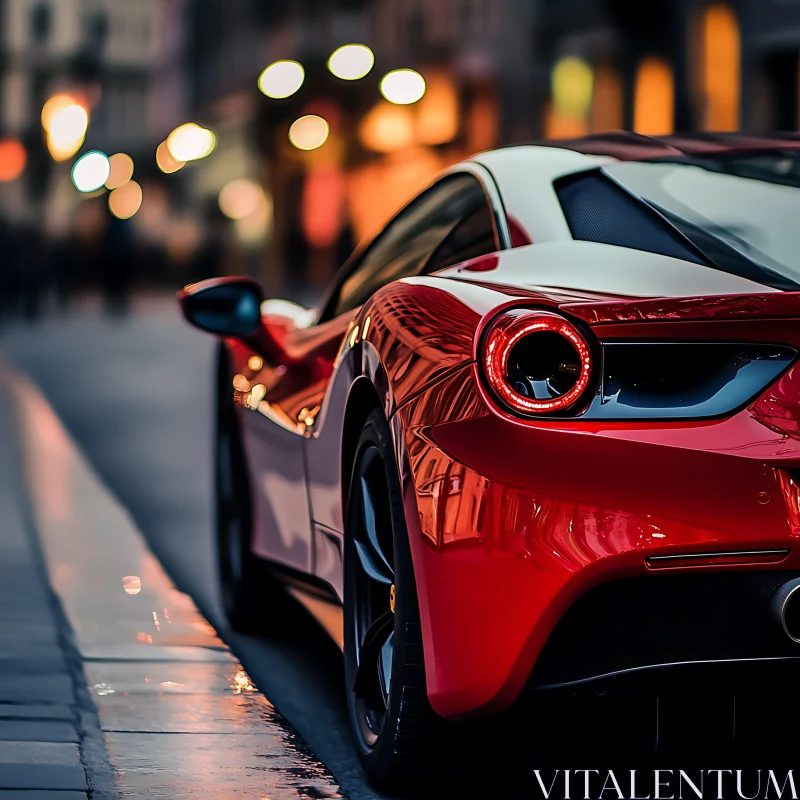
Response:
[[186, 133, 800, 724]]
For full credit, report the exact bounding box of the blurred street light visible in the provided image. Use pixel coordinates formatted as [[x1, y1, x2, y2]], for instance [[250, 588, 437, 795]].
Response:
[[166, 123, 216, 162], [289, 115, 330, 150], [359, 103, 414, 152], [109, 180, 143, 219], [47, 103, 89, 161], [105, 153, 134, 189], [219, 178, 268, 220], [551, 57, 594, 118], [379, 69, 426, 105], [0, 139, 27, 182], [327, 45, 374, 81], [156, 141, 185, 173], [72, 151, 111, 193], [258, 60, 305, 99], [41, 94, 84, 131]]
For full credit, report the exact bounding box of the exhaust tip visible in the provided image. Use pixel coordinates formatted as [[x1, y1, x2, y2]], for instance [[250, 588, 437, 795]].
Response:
[[772, 578, 800, 643]]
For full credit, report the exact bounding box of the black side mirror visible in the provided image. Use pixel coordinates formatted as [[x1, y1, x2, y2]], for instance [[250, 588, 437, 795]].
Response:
[[177, 277, 264, 337]]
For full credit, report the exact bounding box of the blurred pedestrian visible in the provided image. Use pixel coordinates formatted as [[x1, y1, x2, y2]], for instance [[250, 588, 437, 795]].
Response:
[[100, 215, 134, 316]]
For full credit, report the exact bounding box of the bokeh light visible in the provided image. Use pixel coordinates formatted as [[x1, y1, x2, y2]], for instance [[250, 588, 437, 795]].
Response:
[[47, 104, 89, 161], [288, 115, 330, 151], [105, 153, 134, 189], [258, 60, 305, 99], [156, 140, 185, 173], [41, 94, 84, 131], [219, 178, 268, 220], [72, 151, 111, 193], [0, 139, 26, 182], [359, 103, 414, 152], [327, 44, 374, 80], [167, 123, 216, 162], [109, 180, 143, 219], [416, 73, 459, 145], [551, 56, 594, 118], [379, 69, 426, 105]]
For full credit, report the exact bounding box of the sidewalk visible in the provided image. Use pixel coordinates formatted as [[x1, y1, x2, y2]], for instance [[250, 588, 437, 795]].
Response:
[[0, 384, 109, 798], [0, 362, 346, 798]]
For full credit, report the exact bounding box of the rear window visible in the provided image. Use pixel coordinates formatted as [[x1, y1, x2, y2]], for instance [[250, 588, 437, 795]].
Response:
[[555, 153, 800, 291]]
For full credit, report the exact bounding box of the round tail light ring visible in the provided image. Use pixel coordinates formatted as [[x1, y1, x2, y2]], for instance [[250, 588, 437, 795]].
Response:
[[482, 309, 594, 415]]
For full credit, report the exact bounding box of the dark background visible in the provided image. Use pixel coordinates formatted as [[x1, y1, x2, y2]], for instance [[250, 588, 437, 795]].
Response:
[[0, 0, 795, 314]]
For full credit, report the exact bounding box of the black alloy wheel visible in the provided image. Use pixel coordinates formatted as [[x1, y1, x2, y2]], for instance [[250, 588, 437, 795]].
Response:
[[344, 409, 434, 787]]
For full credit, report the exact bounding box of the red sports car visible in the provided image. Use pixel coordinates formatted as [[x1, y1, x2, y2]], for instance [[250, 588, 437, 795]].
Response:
[[179, 133, 800, 784]]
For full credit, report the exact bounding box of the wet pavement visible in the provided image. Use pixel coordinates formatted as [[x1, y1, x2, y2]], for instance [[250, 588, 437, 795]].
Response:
[[0, 382, 98, 797], [3, 359, 345, 799]]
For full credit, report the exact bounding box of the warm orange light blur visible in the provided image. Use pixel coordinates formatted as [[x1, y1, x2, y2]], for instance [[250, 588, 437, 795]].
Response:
[[41, 93, 85, 131], [699, 4, 740, 130], [288, 115, 330, 150], [122, 576, 142, 595], [0, 139, 26, 182], [591, 64, 623, 132], [105, 153, 134, 189], [167, 123, 216, 162], [47, 104, 89, 161], [359, 103, 414, 152], [544, 103, 589, 139], [466, 95, 499, 152], [633, 57, 674, 135], [108, 180, 143, 219], [218, 179, 267, 220], [156, 141, 185, 174], [416, 73, 459, 145], [301, 167, 347, 248], [247, 356, 263, 371]]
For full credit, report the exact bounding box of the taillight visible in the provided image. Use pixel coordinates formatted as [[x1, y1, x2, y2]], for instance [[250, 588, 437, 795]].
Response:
[[482, 309, 594, 415]]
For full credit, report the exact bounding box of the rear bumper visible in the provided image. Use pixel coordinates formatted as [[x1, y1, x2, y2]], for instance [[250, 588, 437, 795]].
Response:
[[396, 363, 800, 719]]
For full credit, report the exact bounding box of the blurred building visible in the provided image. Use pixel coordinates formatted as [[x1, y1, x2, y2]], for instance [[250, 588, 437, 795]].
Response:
[[3, 0, 800, 304], [183, 0, 539, 296], [539, 0, 800, 138], [1, 0, 165, 200]]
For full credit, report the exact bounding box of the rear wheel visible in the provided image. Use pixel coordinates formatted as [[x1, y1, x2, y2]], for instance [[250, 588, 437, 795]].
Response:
[[215, 345, 262, 631], [344, 410, 435, 788]]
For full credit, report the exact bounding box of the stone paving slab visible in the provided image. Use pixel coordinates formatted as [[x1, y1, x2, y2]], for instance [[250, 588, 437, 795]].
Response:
[[0, 708, 75, 723], [0, 722, 78, 743], [0, 789, 86, 800], [0, 676, 75, 706], [0, 660, 69, 677], [0, 743, 81, 767], [0, 765, 86, 792], [0, 792, 86, 799]]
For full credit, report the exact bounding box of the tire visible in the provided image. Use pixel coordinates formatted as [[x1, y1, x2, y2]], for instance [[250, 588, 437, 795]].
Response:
[[215, 344, 263, 632], [343, 409, 436, 788]]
